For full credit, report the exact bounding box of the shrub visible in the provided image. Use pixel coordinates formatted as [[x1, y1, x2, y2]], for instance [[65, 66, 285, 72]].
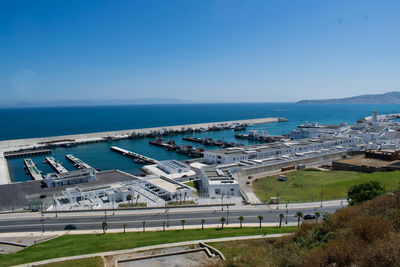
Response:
[[347, 181, 385, 205]]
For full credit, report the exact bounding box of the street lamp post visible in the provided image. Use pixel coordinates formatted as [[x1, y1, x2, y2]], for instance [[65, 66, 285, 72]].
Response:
[[221, 193, 224, 211], [226, 205, 229, 225], [276, 192, 279, 210], [320, 191, 324, 207], [41, 213, 45, 233], [112, 200, 115, 215], [285, 202, 288, 224]]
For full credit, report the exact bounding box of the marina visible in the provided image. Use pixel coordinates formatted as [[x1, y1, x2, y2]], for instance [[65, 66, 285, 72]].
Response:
[[110, 146, 158, 165], [65, 154, 94, 170], [23, 158, 43, 180], [182, 136, 241, 147], [45, 156, 68, 174]]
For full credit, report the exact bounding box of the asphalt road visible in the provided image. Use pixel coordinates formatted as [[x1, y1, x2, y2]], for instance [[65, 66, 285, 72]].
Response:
[[0, 205, 340, 233]]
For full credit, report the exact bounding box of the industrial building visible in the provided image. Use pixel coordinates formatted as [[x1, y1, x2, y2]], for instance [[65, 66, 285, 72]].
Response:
[[204, 137, 357, 165], [200, 165, 240, 198], [59, 174, 194, 209], [45, 168, 96, 187], [157, 160, 190, 174]]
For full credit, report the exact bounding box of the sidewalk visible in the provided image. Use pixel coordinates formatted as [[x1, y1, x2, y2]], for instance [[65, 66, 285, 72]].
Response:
[[14, 233, 291, 267], [0, 222, 298, 238]]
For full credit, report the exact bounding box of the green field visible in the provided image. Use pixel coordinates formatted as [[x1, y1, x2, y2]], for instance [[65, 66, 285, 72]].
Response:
[[253, 170, 400, 203], [0, 227, 296, 267]]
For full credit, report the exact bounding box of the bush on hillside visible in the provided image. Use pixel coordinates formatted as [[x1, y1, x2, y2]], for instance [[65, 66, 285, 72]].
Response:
[[347, 180, 385, 205]]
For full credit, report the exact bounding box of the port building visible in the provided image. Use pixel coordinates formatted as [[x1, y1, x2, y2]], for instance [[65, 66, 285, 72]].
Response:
[[45, 168, 96, 187], [204, 137, 357, 165], [200, 165, 240, 198], [157, 160, 190, 174]]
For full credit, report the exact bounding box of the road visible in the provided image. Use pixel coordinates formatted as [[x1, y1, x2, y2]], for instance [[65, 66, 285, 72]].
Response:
[[0, 205, 341, 233]]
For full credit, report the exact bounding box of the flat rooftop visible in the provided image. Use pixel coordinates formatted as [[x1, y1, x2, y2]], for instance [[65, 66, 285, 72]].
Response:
[[0, 170, 138, 210], [206, 137, 353, 156], [145, 176, 187, 193]]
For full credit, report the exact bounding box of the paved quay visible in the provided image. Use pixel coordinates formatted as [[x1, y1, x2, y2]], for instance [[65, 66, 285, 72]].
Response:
[[0, 153, 11, 185]]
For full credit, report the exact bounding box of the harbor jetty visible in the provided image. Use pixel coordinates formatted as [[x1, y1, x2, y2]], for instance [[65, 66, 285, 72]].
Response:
[[23, 158, 43, 180], [45, 156, 68, 174], [65, 154, 94, 170], [110, 146, 158, 165], [0, 117, 286, 184]]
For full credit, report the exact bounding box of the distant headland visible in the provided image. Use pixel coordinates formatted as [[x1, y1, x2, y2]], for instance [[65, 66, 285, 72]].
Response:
[[297, 91, 400, 104]]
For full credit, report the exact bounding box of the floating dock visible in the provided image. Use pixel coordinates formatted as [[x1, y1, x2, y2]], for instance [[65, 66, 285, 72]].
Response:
[[4, 149, 51, 159], [182, 137, 240, 148], [45, 156, 68, 173], [110, 146, 158, 165], [23, 158, 43, 180], [65, 154, 94, 170]]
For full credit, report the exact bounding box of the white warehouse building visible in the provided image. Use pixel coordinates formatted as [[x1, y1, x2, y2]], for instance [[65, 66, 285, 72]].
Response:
[[204, 137, 357, 165], [200, 165, 240, 198], [157, 160, 190, 174]]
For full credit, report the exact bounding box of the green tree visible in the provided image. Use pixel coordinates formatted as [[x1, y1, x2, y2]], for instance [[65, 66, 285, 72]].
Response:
[[295, 211, 303, 226], [136, 194, 140, 206], [201, 219, 205, 230], [347, 181, 385, 205], [258, 215, 264, 228], [102, 221, 108, 234], [220, 217, 226, 229], [162, 221, 166, 231], [181, 219, 186, 230], [238, 216, 244, 228], [279, 214, 284, 228]]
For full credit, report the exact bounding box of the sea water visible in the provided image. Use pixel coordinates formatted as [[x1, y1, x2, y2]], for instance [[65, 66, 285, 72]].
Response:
[[3, 103, 399, 182]]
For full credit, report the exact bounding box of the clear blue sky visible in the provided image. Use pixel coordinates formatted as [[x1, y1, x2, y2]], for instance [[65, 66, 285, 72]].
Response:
[[1, 0, 399, 104]]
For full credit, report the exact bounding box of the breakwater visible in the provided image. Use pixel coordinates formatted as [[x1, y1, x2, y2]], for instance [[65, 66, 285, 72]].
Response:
[[0, 117, 285, 151]]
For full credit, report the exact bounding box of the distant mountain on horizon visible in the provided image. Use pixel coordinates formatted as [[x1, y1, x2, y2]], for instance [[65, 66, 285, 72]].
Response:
[[297, 91, 400, 104], [0, 98, 194, 108]]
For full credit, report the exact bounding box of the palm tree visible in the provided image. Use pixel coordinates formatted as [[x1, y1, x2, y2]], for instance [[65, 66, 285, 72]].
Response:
[[102, 221, 108, 234], [201, 219, 205, 230], [127, 194, 132, 206], [142, 221, 146, 232], [123, 223, 127, 233], [184, 192, 187, 203], [295, 211, 303, 226], [181, 219, 186, 230], [315, 212, 321, 222], [238, 216, 244, 228], [162, 221, 166, 231], [279, 214, 284, 228], [136, 194, 140, 206], [258, 215, 264, 228], [220, 217, 226, 229]]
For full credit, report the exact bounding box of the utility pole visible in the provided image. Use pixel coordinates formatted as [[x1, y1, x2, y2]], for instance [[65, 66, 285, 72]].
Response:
[[53, 194, 58, 218], [112, 200, 115, 215], [104, 210, 107, 224], [165, 202, 169, 228]]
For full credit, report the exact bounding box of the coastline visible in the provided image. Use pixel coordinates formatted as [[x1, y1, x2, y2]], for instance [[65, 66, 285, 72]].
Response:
[[0, 117, 285, 184]]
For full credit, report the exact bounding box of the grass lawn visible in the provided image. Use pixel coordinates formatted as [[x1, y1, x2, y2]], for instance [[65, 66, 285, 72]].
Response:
[[183, 181, 195, 188], [253, 170, 400, 203], [37, 257, 103, 267], [208, 238, 274, 261], [0, 227, 296, 267]]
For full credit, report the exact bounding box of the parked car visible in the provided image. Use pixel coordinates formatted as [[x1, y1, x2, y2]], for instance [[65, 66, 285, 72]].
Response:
[[64, 224, 78, 230], [303, 214, 316, 220]]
